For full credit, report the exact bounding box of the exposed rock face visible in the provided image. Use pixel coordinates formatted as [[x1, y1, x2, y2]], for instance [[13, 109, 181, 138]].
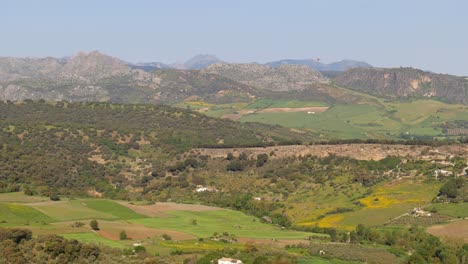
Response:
[[334, 68, 468, 104], [0, 52, 259, 104], [203, 63, 329, 91]]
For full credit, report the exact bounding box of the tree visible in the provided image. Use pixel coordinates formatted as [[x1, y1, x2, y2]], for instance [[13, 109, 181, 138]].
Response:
[[226, 152, 234, 160], [256, 153, 268, 167], [239, 152, 248, 161], [349, 231, 359, 243], [90, 220, 99, 231], [439, 180, 458, 198], [119, 230, 127, 240], [226, 160, 245, 171]]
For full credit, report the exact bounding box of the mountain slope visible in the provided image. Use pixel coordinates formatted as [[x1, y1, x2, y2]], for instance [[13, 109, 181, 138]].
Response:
[[0, 52, 261, 104], [334, 67, 468, 104], [182, 54, 223, 69], [0, 100, 316, 193], [265, 59, 372, 71], [203, 63, 329, 91]]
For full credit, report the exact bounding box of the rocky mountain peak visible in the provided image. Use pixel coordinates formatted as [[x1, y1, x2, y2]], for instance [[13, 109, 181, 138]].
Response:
[[183, 54, 223, 69]]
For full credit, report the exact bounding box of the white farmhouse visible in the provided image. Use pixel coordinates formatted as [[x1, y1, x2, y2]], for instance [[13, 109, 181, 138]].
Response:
[[218, 257, 243, 264]]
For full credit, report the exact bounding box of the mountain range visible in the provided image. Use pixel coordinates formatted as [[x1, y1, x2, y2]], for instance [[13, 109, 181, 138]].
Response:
[[0, 51, 466, 105], [128, 54, 371, 72]]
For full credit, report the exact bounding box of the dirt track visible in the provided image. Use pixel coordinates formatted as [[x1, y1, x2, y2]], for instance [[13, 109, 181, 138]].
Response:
[[193, 144, 468, 161]]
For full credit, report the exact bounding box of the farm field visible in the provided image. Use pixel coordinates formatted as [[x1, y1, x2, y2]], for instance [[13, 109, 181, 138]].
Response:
[[425, 202, 468, 218], [0, 193, 317, 256], [179, 98, 468, 139], [294, 177, 443, 230], [426, 220, 468, 242], [129, 210, 314, 239]]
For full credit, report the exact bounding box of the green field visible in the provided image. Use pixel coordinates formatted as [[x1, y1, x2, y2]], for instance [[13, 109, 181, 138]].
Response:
[[30, 200, 120, 221], [130, 210, 315, 239], [0, 193, 318, 254], [426, 203, 468, 218], [246, 99, 329, 109], [293, 177, 442, 230], [81, 199, 147, 220], [0, 203, 53, 226], [185, 97, 467, 139]]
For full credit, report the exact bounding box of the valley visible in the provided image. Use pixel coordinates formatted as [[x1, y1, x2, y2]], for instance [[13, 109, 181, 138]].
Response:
[[0, 54, 466, 263]]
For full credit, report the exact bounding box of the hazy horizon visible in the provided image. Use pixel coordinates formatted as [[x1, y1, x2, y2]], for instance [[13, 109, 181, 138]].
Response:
[[3, 0, 467, 75]]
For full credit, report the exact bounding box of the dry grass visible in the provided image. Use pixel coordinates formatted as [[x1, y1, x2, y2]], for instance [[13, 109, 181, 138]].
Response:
[[118, 202, 222, 217], [427, 220, 468, 242]]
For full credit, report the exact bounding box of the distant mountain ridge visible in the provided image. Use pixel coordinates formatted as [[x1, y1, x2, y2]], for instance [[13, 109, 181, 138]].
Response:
[[0, 51, 261, 104], [203, 63, 329, 91], [0, 51, 466, 105], [265, 59, 373, 72], [131, 55, 371, 72]]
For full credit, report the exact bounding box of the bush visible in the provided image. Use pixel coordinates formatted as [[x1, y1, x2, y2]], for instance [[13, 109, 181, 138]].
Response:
[[119, 230, 127, 240], [90, 219, 99, 231], [71, 222, 85, 228], [256, 153, 268, 167], [162, 233, 172, 240], [226, 160, 245, 171], [49, 193, 60, 201]]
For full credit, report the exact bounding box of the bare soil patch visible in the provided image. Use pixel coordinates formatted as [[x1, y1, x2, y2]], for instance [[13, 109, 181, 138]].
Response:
[[427, 220, 468, 242], [119, 202, 222, 217], [258, 107, 328, 113]]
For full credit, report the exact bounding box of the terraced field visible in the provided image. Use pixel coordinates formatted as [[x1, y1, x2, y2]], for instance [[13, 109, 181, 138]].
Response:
[[0, 193, 316, 255]]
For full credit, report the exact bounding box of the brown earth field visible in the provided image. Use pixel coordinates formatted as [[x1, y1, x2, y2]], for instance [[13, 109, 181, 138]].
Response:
[[96, 220, 195, 241], [27, 221, 195, 241], [192, 144, 468, 161], [119, 202, 223, 217], [426, 220, 468, 242]]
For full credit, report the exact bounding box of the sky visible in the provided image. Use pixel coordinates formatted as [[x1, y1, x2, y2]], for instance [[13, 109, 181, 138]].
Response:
[[2, 0, 467, 75]]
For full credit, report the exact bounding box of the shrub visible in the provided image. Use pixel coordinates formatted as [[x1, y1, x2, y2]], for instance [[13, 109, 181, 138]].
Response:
[[119, 230, 127, 240], [90, 220, 99, 231]]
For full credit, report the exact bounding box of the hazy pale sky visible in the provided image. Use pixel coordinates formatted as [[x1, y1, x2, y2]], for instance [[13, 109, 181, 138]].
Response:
[[2, 0, 467, 75]]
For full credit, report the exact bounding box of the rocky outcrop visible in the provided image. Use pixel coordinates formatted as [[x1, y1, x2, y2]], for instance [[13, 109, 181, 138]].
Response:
[[203, 63, 329, 91], [334, 68, 468, 104]]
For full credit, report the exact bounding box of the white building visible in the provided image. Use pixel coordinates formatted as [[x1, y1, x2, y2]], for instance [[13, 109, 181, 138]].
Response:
[[218, 257, 243, 264], [434, 169, 453, 178]]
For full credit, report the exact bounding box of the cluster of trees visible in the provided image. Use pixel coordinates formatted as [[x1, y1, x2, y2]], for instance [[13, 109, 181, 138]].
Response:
[[0, 227, 169, 264], [296, 224, 467, 264], [437, 177, 466, 202], [0, 228, 100, 263]]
